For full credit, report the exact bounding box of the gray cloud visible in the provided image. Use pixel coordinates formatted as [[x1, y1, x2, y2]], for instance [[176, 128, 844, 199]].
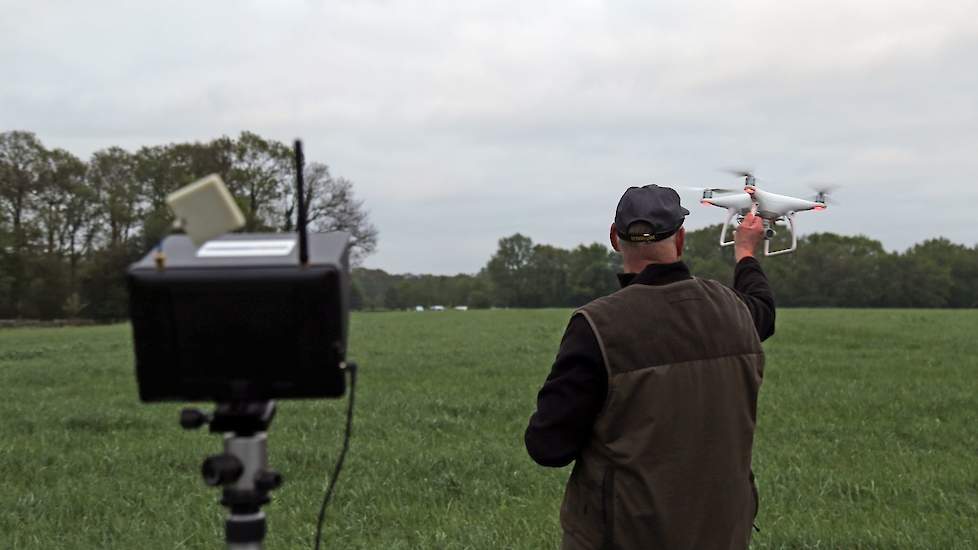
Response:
[[3, 0, 977, 273]]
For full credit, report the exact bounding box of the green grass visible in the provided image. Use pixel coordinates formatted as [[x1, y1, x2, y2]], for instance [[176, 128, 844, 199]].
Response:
[[1, 309, 977, 549]]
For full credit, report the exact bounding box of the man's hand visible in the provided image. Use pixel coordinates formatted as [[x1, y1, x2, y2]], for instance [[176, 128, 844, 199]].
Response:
[[735, 207, 764, 262]]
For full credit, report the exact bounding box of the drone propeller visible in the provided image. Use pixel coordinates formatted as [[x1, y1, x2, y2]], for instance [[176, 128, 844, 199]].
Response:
[[808, 182, 841, 193], [808, 182, 840, 205], [723, 168, 755, 179], [721, 168, 760, 189], [681, 186, 743, 195]]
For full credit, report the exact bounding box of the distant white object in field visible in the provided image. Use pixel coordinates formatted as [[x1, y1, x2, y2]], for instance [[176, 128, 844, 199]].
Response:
[[431, 305, 446, 311], [166, 174, 245, 247], [415, 306, 424, 312], [454, 306, 468, 311], [690, 170, 835, 256]]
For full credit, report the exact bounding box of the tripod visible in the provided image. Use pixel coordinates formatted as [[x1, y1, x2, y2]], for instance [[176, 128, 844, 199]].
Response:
[[181, 401, 283, 550]]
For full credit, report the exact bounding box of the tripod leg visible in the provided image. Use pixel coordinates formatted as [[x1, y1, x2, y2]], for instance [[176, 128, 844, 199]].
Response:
[[227, 511, 266, 550], [222, 432, 272, 549], [188, 402, 281, 550]]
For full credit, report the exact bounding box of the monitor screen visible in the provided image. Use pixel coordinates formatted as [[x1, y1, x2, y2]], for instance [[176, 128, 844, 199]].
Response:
[[128, 233, 350, 402]]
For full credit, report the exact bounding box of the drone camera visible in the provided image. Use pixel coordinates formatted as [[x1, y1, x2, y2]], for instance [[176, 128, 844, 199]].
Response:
[[764, 227, 777, 240]]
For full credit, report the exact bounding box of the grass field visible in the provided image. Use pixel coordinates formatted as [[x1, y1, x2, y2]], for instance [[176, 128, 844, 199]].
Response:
[[1, 309, 977, 549]]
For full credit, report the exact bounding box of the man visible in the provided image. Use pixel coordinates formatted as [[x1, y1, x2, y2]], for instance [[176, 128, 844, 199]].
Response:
[[525, 184, 775, 550]]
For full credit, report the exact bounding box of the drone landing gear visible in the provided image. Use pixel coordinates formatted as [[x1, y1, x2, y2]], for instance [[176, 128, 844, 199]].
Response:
[[181, 401, 283, 550], [764, 213, 797, 256], [719, 211, 798, 256], [719, 209, 739, 247]]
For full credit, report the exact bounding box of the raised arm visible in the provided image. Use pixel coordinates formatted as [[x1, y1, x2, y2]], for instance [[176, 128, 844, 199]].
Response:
[[732, 208, 776, 341]]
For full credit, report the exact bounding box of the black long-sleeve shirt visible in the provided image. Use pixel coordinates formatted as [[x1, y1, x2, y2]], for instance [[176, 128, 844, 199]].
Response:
[[524, 257, 776, 467]]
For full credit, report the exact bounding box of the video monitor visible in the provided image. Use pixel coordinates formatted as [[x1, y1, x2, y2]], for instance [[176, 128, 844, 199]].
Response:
[[128, 232, 351, 403]]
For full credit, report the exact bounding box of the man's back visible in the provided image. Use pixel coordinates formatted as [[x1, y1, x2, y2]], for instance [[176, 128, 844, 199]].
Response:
[[525, 184, 774, 550], [559, 278, 763, 549]]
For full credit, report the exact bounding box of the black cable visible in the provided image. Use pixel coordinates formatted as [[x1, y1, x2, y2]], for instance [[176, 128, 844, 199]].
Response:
[[313, 362, 357, 550]]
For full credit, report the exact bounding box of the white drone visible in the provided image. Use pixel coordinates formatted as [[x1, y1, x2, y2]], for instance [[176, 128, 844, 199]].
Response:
[[692, 170, 833, 256]]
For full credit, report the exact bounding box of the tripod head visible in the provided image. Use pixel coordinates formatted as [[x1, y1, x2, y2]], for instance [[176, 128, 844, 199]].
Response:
[[182, 401, 283, 549]]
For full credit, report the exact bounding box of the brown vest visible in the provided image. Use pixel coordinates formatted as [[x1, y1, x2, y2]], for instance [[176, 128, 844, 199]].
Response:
[[559, 278, 764, 550]]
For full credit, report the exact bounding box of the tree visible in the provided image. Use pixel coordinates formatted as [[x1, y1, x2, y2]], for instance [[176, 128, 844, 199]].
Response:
[[350, 278, 366, 311], [486, 233, 535, 306], [524, 244, 570, 307], [292, 162, 378, 265], [23, 254, 69, 319], [383, 285, 403, 310], [133, 138, 234, 249], [78, 244, 137, 320], [567, 243, 619, 306], [229, 132, 291, 231], [37, 148, 92, 285], [904, 239, 978, 308], [765, 233, 889, 307], [467, 273, 493, 308], [0, 131, 46, 316], [682, 224, 735, 284], [88, 147, 141, 249]]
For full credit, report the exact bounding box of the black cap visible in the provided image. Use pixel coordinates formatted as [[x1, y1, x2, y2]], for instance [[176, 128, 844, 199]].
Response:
[[615, 184, 690, 242]]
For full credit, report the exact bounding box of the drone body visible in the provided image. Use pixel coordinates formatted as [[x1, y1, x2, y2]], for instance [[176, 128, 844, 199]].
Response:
[[697, 172, 830, 256]]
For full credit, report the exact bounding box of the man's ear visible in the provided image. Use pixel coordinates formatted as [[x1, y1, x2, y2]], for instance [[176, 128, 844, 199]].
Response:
[[675, 227, 685, 257], [610, 224, 621, 252]]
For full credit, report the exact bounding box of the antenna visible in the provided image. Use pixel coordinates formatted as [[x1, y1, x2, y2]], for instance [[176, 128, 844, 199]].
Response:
[[294, 139, 309, 265]]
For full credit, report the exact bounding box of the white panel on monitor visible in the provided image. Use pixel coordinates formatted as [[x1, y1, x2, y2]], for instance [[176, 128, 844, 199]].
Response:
[[166, 174, 246, 246]]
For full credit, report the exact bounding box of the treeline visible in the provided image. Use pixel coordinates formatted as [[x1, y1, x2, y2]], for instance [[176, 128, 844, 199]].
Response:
[[5, 127, 975, 319], [354, 227, 978, 310], [353, 237, 622, 310], [0, 131, 376, 319]]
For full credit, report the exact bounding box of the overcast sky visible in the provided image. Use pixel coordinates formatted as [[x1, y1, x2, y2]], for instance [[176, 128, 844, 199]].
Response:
[[3, 0, 977, 273]]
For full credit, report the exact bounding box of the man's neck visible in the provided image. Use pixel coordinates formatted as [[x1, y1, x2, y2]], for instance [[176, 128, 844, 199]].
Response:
[[623, 257, 681, 274]]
